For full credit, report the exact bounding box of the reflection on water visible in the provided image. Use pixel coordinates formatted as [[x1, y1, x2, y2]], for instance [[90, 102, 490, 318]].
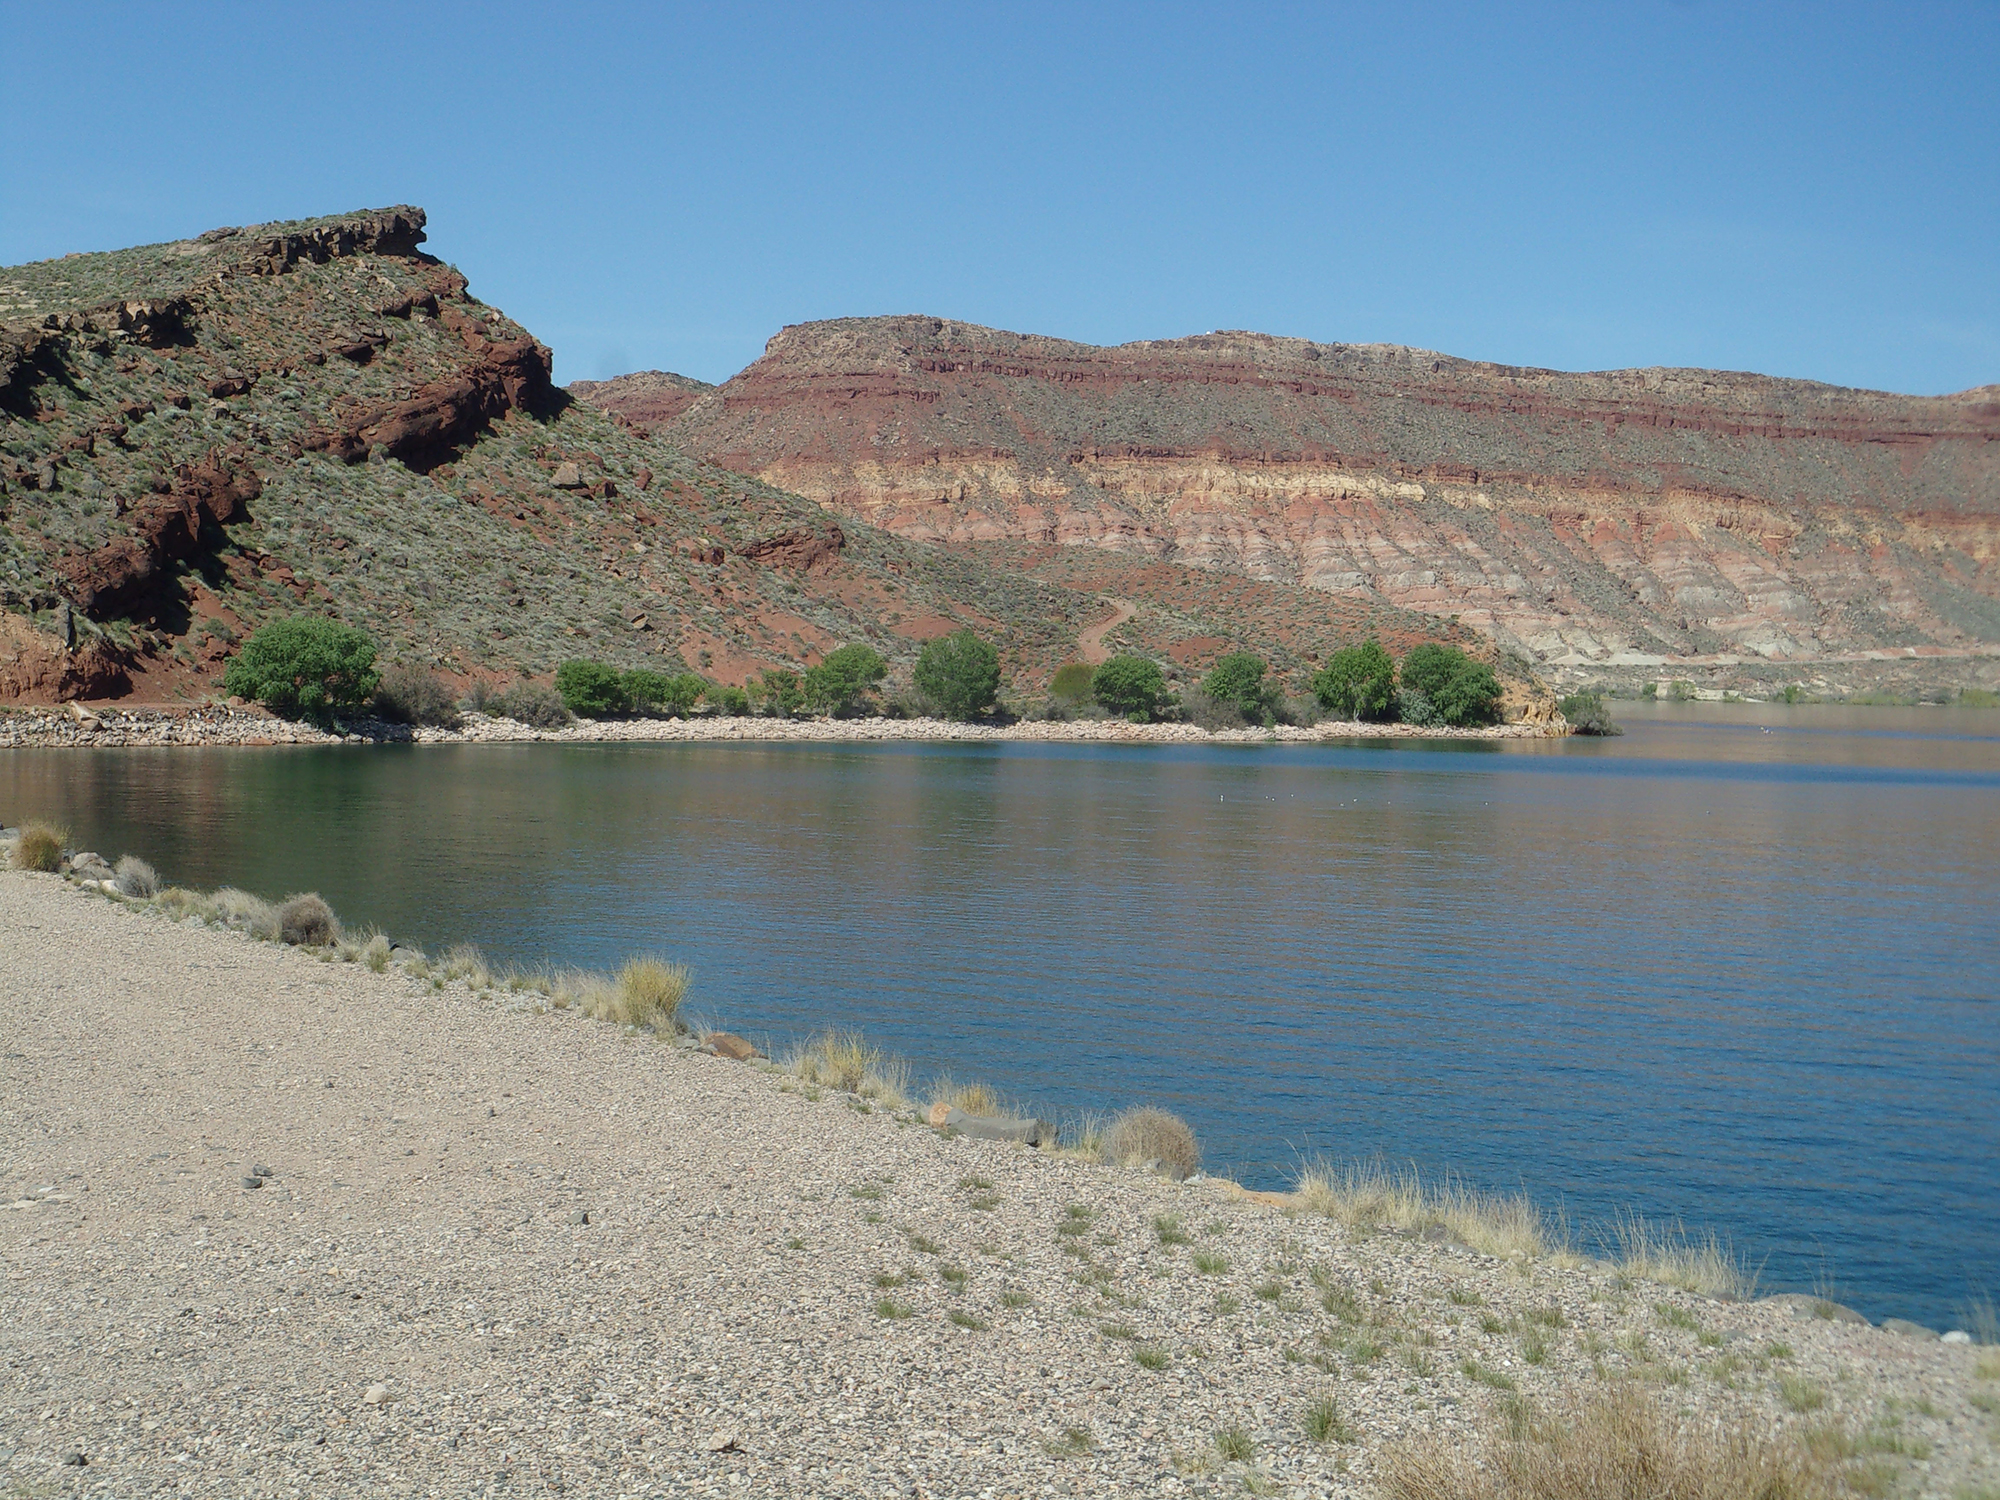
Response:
[[4, 704, 1997, 1329]]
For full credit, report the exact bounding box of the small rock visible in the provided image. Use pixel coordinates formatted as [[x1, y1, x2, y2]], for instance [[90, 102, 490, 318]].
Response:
[[705, 1430, 741, 1453], [362, 1383, 390, 1406], [253, 1164, 274, 1178], [926, 1100, 952, 1128], [241, 1175, 263, 1189], [702, 1032, 761, 1062], [60, 1449, 87, 1466], [1943, 1330, 1973, 1345], [571, 1210, 589, 1226]]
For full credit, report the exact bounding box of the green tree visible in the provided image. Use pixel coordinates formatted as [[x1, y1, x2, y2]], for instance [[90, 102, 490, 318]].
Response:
[[1092, 654, 1167, 720], [804, 643, 889, 716], [1203, 652, 1273, 721], [913, 629, 1001, 720], [1049, 662, 1096, 705], [705, 683, 751, 716], [222, 617, 380, 724], [1401, 643, 1502, 727], [754, 667, 804, 716], [1557, 690, 1622, 736], [555, 659, 629, 716], [1312, 640, 1396, 720], [624, 668, 707, 716]]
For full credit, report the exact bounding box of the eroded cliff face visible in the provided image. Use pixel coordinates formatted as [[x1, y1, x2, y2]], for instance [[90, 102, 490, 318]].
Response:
[[587, 318, 2000, 689]]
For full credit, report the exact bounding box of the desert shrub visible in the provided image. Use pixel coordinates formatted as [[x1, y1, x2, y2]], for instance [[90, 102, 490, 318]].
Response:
[[786, 1029, 911, 1107], [494, 682, 572, 728], [113, 854, 159, 897], [1379, 1385, 1833, 1500], [277, 892, 341, 947], [1401, 643, 1502, 727], [1203, 651, 1275, 722], [754, 667, 805, 716], [222, 617, 380, 724], [1313, 640, 1396, 720], [804, 643, 889, 716], [1398, 687, 1443, 728], [580, 955, 689, 1030], [625, 669, 706, 716], [212, 887, 280, 940], [1103, 1106, 1201, 1180], [914, 630, 1002, 720], [12, 822, 67, 872], [1558, 691, 1622, 736], [373, 664, 462, 728], [1049, 662, 1095, 705], [705, 683, 751, 715], [555, 659, 628, 716], [1178, 685, 1246, 730], [1092, 654, 1167, 720], [1293, 1157, 1562, 1261]]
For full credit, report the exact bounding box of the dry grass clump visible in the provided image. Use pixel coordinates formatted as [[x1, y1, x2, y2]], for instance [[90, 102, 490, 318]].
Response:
[[1293, 1157, 1563, 1261], [592, 955, 689, 1031], [1611, 1212, 1755, 1300], [1380, 1386, 1835, 1500], [928, 1072, 1010, 1117], [438, 943, 493, 988], [113, 855, 159, 898], [277, 892, 341, 947], [214, 887, 281, 941], [786, 1029, 910, 1108], [11, 822, 67, 872], [1103, 1107, 1201, 1181]]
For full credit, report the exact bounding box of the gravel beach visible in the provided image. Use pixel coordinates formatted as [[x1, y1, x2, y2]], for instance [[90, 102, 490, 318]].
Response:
[[3, 870, 1995, 1497]]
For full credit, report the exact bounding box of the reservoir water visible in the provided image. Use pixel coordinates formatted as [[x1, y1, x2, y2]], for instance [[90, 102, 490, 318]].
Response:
[[4, 702, 1996, 1330]]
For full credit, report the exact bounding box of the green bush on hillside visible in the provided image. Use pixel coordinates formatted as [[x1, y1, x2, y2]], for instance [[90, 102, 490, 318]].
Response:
[[222, 617, 380, 724], [373, 664, 461, 728], [1049, 662, 1096, 705], [1558, 690, 1623, 736], [804, 643, 889, 716], [624, 668, 706, 716], [705, 683, 751, 716], [1203, 652, 1276, 723], [1400, 643, 1502, 727], [555, 660, 629, 716], [495, 681, 572, 728], [754, 668, 805, 716], [914, 630, 1002, 720], [1092, 654, 1168, 720], [1313, 640, 1396, 720]]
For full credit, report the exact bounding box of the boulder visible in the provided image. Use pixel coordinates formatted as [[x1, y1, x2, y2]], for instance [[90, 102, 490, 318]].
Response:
[[701, 1032, 760, 1062], [551, 462, 585, 489], [933, 1106, 1057, 1147]]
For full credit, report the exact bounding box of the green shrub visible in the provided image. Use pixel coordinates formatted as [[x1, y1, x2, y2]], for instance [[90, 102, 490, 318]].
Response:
[[914, 630, 1002, 720], [1203, 652, 1274, 722], [11, 822, 66, 872], [1401, 644, 1502, 727], [1558, 691, 1622, 736], [1092, 654, 1167, 720], [372, 664, 462, 728], [1178, 685, 1244, 730], [1398, 688, 1442, 728], [705, 683, 750, 715], [222, 617, 380, 724], [491, 682, 571, 728], [555, 660, 629, 716], [754, 667, 805, 716], [625, 669, 706, 716], [1313, 640, 1396, 720], [804, 643, 889, 716], [1049, 662, 1095, 704]]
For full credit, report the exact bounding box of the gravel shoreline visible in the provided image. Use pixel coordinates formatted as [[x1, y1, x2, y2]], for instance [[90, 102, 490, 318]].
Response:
[[0, 705, 1566, 750], [3, 872, 1993, 1498]]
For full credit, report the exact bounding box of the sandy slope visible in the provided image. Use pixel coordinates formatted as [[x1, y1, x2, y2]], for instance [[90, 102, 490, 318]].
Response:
[[1, 871, 1994, 1498]]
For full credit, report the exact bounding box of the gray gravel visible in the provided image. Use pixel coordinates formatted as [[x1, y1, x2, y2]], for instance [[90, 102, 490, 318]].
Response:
[[3, 869, 1996, 1496]]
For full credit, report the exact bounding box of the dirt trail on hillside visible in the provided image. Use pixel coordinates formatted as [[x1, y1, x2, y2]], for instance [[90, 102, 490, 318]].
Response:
[[1078, 598, 1139, 664], [2, 872, 1993, 1498]]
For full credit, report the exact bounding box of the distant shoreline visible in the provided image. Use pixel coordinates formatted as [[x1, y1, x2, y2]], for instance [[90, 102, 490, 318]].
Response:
[[0, 705, 1568, 750]]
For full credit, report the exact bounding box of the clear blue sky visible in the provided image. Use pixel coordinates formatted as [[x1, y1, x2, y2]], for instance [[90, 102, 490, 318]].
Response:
[[3, 2, 1995, 394]]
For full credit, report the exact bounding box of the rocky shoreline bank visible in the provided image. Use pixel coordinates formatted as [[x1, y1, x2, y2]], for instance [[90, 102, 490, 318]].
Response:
[[2, 868, 1996, 1497], [0, 704, 1569, 751]]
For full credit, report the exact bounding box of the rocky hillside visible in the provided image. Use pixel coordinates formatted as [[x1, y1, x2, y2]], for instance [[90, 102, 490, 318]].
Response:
[[584, 317, 2000, 695], [0, 212, 1466, 706]]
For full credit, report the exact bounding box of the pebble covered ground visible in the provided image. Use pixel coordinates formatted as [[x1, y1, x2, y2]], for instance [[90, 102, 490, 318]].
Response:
[[3, 870, 1996, 1498]]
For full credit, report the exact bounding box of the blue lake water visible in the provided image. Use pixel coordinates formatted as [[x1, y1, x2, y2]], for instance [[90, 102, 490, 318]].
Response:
[[4, 702, 1996, 1329]]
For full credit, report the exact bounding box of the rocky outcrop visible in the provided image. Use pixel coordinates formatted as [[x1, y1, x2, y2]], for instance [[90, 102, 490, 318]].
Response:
[[0, 612, 133, 702], [608, 317, 2000, 687], [53, 452, 261, 618], [569, 370, 714, 428], [735, 524, 846, 574], [201, 206, 428, 276]]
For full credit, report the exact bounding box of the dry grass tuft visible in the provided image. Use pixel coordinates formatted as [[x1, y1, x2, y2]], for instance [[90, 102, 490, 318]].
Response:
[[786, 1029, 910, 1109], [215, 888, 281, 941], [277, 892, 341, 947], [606, 955, 689, 1031], [1612, 1212, 1755, 1300], [1294, 1157, 1562, 1261], [1381, 1386, 1838, 1500], [11, 822, 67, 873], [439, 943, 493, 989], [1104, 1107, 1201, 1181], [928, 1072, 1012, 1118], [113, 855, 159, 898]]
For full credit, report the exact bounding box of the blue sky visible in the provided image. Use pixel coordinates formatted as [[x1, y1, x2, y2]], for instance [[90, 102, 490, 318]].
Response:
[[3, 2, 1995, 394]]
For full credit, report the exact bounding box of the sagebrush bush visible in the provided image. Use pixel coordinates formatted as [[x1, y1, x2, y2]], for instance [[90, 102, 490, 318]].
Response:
[[277, 892, 341, 947], [374, 664, 463, 728], [1177, 685, 1245, 730], [1103, 1107, 1201, 1180], [495, 682, 572, 728], [11, 822, 66, 872], [113, 854, 159, 897]]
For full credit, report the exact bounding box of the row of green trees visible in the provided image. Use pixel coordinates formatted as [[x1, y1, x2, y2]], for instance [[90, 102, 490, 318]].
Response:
[[1310, 640, 1503, 727]]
